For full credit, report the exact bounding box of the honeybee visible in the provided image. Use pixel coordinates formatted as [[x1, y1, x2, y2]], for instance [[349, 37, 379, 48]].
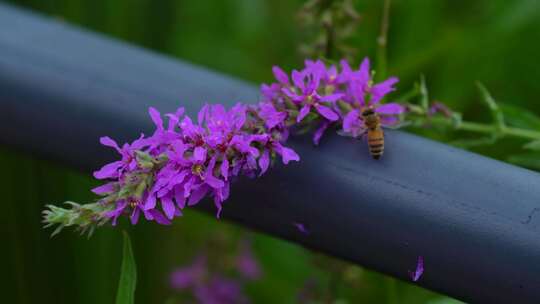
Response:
[[361, 107, 384, 160]]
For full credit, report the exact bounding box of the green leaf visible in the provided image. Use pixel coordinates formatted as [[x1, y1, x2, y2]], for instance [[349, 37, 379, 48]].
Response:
[[499, 103, 540, 130], [524, 139, 540, 151], [476, 82, 505, 131], [116, 231, 137, 304], [508, 153, 540, 171]]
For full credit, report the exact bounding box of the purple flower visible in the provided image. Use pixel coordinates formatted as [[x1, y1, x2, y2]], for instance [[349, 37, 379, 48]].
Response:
[[305, 59, 346, 86], [236, 241, 262, 280], [429, 101, 453, 117], [147, 106, 184, 153], [143, 136, 223, 218], [260, 83, 282, 103], [103, 198, 171, 226], [258, 102, 287, 129], [282, 69, 342, 123], [339, 58, 405, 137], [170, 255, 207, 290], [347, 57, 399, 107], [194, 277, 248, 304], [251, 134, 300, 166], [170, 251, 255, 304], [93, 135, 149, 180], [409, 256, 424, 282]]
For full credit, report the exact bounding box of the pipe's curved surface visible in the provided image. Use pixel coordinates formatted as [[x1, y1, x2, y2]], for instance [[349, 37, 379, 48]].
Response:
[[1, 4, 539, 303]]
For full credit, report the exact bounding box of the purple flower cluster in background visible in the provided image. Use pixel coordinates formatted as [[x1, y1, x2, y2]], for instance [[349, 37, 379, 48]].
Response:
[[170, 240, 262, 304], [44, 57, 403, 232]]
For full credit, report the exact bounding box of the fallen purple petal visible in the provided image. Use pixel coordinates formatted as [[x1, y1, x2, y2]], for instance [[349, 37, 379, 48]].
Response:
[[409, 256, 424, 282], [293, 222, 309, 235]]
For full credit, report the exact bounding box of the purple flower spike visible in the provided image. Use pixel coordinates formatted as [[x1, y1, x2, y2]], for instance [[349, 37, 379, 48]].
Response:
[[46, 56, 407, 233]]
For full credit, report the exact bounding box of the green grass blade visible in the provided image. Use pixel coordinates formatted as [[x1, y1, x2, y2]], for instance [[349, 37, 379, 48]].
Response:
[[116, 231, 137, 304]]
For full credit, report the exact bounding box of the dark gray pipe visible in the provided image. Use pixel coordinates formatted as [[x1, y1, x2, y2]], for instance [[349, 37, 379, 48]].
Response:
[[1, 4, 539, 303]]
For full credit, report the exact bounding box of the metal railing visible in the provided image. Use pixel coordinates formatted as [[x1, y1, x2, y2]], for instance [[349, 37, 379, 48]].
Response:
[[1, 3, 539, 303]]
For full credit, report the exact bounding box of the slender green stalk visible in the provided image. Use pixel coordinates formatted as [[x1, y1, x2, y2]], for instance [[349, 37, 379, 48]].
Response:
[[421, 117, 540, 140], [376, 0, 391, 81]]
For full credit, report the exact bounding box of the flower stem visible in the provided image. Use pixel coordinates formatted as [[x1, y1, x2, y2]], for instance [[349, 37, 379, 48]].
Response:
[[376, 0, 391, 81], [421, 117, 540, 140]]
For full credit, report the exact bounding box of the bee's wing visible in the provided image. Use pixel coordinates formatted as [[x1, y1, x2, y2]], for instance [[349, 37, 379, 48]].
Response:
[[382, 120, 411, 130], [337, 127, 367, 140]]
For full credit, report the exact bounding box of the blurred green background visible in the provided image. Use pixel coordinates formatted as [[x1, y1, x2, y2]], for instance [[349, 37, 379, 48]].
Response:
[[2, 0, 539, 303]]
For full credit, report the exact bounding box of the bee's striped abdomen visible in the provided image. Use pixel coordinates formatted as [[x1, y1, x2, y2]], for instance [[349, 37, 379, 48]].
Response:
[[367, 128, 384, 160]]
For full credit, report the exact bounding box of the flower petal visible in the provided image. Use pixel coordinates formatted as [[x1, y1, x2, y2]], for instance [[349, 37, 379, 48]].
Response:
[[148, 107, 163, 130], [205, 157, 224, 189], [371, 77, 399, 104], [148, 209, 171, 225], [197, 104, 208, 125], [327, 64, 338, 80], [376, 103, 405, 115], [297, 104, 311, 123], [259, 102, 286, 129], [174, 185, 186, 209], [99, 136, 121, 152], [343, 110, 365, 137], [281, 87, 299, 100], [272, 66, 289, 85], [313, 121, 330, 145], [220, 158, 229, 181], [130, 207, 141, 225], [337, 59, 353, 83], [259, 149, 270, 176], [380, 115, 400, 126], [358, 57, 371, 84], [144, 192, 157, 210], [93, 161, 123, 179], [314, 104, 338, 121], [319, 93, 343, 103], [193, 146, 207, 162], [91, 182, 116, 195], [188, 185, 209, 206], [130, 134, 149, 150], [274, 143, 300, 164], [291, 70, 305, 90], [161, 195, 176, 220]]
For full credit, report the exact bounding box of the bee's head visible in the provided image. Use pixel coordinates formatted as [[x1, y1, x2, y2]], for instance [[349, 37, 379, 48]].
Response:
[[361, 108, 375, 117]]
